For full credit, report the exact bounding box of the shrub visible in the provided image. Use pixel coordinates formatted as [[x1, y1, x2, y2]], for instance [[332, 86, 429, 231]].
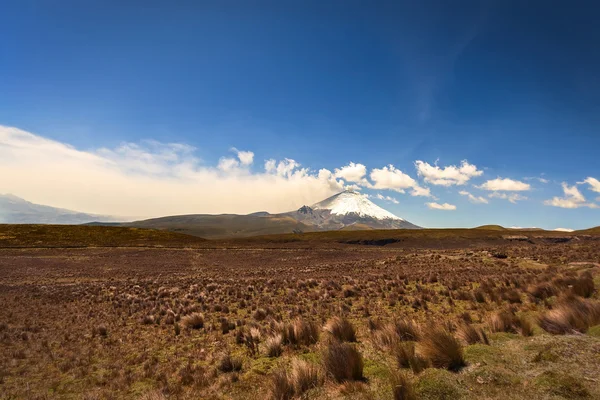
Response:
[[417, 329, 465, 372], [181, 313, 204, 330], [390, 370, 416, 400], [323, 317, 356, 342], [322, 340, 364, 382]]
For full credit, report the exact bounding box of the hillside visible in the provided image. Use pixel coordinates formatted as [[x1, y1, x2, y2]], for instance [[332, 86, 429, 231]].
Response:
[[0, 224, 206, 248], [0, 194, 118, 224], [118, 190, 420, 239]]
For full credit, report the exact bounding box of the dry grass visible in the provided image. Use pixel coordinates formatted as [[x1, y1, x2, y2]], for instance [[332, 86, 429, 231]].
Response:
[[390, 370, 416, 400], [181, 313, 204, 329], [267, 359, 322, 400], [323, 317, 357, 342], [322, 340, 364, 382], [1, 228, 600, 399], [539, 296, 600, 334], [456, 323, 489, 345], [417, 329, 465, 372]]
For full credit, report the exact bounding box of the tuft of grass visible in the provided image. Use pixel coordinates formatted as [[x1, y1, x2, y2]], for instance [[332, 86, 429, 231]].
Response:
[[268, 368, 294, 400], [487, 310, 518, 334], [393, 318, 421, 341], [538, 296, 600, 334], [456, 323, 488, 345], [417, 329, 465, 372], [393, 342, 429, 374], [217, 353, 242, 373], [322, 340, 364, 382], [181, 313, 204, 330], [292, 318, 320, 346], [264, 334, 283, 358], [289, 359, 323, 395], [390, 370, 416, 400], [323, 317, 357, 342], [267, 359, 322, 400]]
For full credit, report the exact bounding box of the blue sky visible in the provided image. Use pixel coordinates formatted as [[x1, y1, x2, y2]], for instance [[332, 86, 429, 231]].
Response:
[[1, 1, 599, 229]]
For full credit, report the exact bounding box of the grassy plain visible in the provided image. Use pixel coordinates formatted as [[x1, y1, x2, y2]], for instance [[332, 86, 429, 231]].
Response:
[[0, 225, 599, 399]]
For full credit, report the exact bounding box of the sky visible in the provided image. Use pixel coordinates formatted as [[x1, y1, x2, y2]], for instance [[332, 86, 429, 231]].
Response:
[[1, 0, 599, 229]]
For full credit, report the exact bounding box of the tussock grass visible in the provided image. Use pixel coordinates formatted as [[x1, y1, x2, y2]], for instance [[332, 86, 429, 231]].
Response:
[[267, 359, 322, 400], [539, 296, 600, 334], [322, 340, 364, 382], [456, 323, 489, 345], [181, 313, 204, 329], [390, 370, 416, 400], [417, 329, 465, 372], [323, 317, 357, 342]]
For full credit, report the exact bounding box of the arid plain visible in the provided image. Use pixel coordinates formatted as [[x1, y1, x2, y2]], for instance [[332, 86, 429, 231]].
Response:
[[1, 225, 599, 400]]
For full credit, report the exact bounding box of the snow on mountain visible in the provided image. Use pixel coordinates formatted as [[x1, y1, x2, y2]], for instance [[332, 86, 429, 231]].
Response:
[[311, 190, 404, 221]]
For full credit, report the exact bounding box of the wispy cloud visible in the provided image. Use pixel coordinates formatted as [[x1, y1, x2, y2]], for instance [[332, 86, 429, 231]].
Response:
[[375, 193, 399, 204], [489, 192, 527, 204], [458, 190, 488, 204]]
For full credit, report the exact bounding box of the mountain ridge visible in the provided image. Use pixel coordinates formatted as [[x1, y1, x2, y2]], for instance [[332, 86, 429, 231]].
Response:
[[0, 194, 119, 224]]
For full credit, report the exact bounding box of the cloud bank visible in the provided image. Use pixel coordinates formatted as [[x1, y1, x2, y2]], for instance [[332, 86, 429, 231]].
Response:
[[0, 126, 346, 217]]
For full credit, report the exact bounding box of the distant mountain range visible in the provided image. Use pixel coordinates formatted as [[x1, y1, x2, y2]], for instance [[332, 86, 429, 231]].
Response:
[[0, 190, 419, 237], [112, 190, 421, 238], [0, 194, 118, 224]]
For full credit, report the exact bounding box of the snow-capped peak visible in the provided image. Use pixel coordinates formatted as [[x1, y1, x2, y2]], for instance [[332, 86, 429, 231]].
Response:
[[311, 190, 403, 220]]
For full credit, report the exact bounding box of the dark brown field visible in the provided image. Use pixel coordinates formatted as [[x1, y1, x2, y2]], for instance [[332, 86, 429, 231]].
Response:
[[1, 225, 599, 399]]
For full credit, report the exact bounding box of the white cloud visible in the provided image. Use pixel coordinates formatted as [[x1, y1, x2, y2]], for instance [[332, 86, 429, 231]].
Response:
[[369, 165, 416, 192], [217, 148, 255, 172], [543, 182, 598, 209], [479, 178, 531, 191], [583, 177, 600, 193], [554, 228, 574, 232], [0, 125, 346, 217], [426, 202, 456, 210], [410, 186, 431, 197], [415, 160, 482, 186], [368, 164, 431, 197], [458, 190, 488, 204], [334, 162, 368, 184], [375, 193, 399, 204], [232, 148, 254, 166], [488, 192, 527, 204]]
